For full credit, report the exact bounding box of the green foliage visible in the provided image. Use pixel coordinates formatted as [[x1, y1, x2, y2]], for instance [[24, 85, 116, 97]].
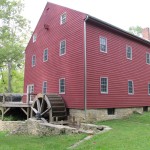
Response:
[[129, 26, 142, 37], [0, 66, 24, 93], [0, 0, 31, 93]]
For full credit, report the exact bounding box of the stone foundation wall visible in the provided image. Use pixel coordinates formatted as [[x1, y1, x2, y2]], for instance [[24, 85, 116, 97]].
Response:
[[69, 107, 148, 122]]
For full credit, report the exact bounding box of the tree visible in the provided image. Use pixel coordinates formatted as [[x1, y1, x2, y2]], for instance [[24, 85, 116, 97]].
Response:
[[128, 26, 142, 37], [0, 0, 31, 93]]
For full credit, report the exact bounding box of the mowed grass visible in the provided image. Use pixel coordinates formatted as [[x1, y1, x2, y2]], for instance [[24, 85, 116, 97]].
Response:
[[76, 112, 150, 150], [1, 112, 150, 150], [0, 132, 86, 150]]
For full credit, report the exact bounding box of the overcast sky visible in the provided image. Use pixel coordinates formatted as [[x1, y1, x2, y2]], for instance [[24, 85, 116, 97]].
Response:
[[23, 0, 150, 31]]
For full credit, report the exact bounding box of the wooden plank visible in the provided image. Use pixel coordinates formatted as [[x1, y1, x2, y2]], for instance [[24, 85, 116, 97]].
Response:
[[21, 108, 27, 116], [4, 108, 10, 115], [1, 102, 31, 108], [27, 107, 30, 119]]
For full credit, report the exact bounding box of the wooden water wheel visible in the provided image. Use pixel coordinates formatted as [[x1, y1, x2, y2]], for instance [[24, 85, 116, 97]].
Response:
[[31, 93, 67, 123]]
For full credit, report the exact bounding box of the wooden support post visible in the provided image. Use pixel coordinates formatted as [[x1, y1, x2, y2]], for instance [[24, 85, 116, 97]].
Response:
[[49, 109, 53, 123], [1, 107, 4, 121], [2, 94, 5, 103], [27, 107, 30, 119], [56, 117, 58, 123], [30, 110, 33, 118]]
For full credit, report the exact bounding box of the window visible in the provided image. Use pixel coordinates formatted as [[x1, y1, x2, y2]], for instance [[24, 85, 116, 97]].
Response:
[[60, 40, 66, 55], [33, 34, 37, 43], [107, 108, 115, 115], [100, 37, 107, 53], [126, 45, 132, 60], [146, 53, 150, 64], [32, 55, 36, 67], [59, 78, 65, 94], [27, 84, 34, 94], [43, 48, 48, 62], [148, 83, 150, 95], [60, 13, 66, 24], [128, 80, 134, 94], [143, 106, 148, 112], [42, 81, 47, 94], [27, 84, 34, 101], [100, 77, 108, 94]]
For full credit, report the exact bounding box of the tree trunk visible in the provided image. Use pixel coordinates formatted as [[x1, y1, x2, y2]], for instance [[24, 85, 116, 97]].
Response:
[[7, 61, 12, 93]]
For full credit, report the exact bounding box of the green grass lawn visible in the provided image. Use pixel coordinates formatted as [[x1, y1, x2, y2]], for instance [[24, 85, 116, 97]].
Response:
[[76, 112, 150, 150], [0, 132, 86, 150], [1, 112, 150, 150]]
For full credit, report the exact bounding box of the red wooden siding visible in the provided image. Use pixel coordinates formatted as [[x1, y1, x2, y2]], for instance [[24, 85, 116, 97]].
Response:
[[86, 22, 150, 109], [24, 2, 86, 109]]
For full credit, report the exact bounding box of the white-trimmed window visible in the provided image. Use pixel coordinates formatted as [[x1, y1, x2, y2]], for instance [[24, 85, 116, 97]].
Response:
[[42, 81, 47, 94], [32, 55, 36, 67], [27, 84, 34, 101], [27, 84, 34, 94], [100, 77, 108, 94], [146, 53, 150, 64], [148, 83, 150, 95], [59, 78, 65, 94], [43, 48, 48, 62], [128, 80, 134, 94], [60, 40, 66, 56], [126, 45, 132, 60], [33, 34, 37, 43], [100, 37, 107, 53], [60, 13, 66, 24]]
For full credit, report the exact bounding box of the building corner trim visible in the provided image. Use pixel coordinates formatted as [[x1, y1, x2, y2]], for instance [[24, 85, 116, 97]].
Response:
[[84, 15, 89, 120]]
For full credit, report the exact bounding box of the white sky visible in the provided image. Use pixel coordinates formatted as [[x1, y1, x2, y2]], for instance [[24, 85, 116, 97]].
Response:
[[23, 0, 150, 31]]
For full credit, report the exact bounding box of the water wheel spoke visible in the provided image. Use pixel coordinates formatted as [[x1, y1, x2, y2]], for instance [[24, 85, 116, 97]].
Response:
[[41, 108, 50, 116], [40, 98, 45, 113], [36, 99, 41, 113], [31, 106, 38, 114]]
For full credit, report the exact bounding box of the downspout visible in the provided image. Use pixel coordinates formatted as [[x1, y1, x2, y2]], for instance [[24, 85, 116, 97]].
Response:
[[84, 15, 89, 120]]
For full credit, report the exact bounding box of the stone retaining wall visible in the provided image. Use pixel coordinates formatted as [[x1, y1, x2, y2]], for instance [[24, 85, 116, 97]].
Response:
[[70, 107, 147, 122], [0, 120, 27, 134], [0, 119, 110, 136]]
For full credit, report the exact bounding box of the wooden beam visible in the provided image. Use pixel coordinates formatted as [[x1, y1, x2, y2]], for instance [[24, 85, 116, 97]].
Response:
[[4, 108, 10, 115], [1, 107, 4, 120], [49, 109, 53, 123], [20, 108, 27, 116], [27, 107, 30, 119]]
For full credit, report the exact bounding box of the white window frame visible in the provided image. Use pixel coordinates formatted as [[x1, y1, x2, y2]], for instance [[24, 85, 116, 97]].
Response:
[[100, 36, 107, 53], [148, 82, 150, 95], [59, 78, 65, 94], [128, 80, 134, 95], [60, 40, 66, 56], [126, 45, 132, 60], [43, 48, 48, 62], [33, 34, 37, 43], [100, 77, 108, 94], [27, 84, 34, 102], [42, 81, 47, 94], [60, 12, 66, 25], [32, 55, 36, 67], [146, 52, 150, 64]]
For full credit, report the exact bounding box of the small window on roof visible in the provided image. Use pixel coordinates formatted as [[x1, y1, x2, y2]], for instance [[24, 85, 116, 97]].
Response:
[[60, 13, 66, 25], [100, 37, 107, 53], [126, 45, 132, 60], [146, 52, 150, 64], [43, 48, 48, 62], [60, 40, 66, 56], [33, 34, 37, 43]]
